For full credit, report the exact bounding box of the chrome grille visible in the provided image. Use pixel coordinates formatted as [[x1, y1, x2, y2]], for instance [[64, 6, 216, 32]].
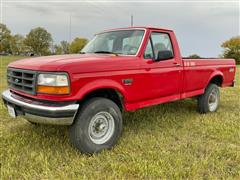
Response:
[[7, 68, 37, 95]]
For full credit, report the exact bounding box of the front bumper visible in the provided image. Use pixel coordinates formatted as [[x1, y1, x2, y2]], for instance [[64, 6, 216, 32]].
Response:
[[2, 89, 79, 125]]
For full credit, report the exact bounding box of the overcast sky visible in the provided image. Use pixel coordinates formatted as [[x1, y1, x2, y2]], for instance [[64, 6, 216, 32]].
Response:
[[1, 0, 239, 57]]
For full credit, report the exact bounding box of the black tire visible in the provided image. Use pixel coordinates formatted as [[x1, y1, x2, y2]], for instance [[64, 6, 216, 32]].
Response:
[[69, 97, 122, 154], [197, 83, 220, 113]]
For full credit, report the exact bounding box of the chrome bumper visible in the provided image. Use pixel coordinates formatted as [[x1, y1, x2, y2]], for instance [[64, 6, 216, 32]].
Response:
[[2, 89, 79, 125]]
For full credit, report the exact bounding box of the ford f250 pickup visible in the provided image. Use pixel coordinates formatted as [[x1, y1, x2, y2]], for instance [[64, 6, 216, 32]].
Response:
[[2, 27, 236, 154]]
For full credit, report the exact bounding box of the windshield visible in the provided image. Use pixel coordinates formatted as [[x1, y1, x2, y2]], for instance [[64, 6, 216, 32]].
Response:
[[81, 30, 145, 55]]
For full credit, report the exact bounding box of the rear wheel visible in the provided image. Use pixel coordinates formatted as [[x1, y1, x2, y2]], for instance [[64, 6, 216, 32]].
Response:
[[197, 83, 220, 113], [69, 97, 122, 154]]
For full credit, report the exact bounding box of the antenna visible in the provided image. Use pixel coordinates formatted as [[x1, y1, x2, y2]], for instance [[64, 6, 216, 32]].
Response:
[[131, 15, 133, 27], [69, 14, 72, 43]]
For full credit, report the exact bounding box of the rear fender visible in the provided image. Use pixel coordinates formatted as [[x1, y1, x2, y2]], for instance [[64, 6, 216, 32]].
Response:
[[206, 71, 224, 87]]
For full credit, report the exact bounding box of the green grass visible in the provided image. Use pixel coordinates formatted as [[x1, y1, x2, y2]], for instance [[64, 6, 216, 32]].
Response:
[[0, 56, 240, 179]]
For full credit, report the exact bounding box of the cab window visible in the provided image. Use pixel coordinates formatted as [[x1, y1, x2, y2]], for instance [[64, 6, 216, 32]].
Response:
[[144, 32, 174, 59], [144, 40, 154, 59]]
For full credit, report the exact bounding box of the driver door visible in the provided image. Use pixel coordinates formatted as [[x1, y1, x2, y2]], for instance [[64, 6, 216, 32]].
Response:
[[139, 31, 182, 102]]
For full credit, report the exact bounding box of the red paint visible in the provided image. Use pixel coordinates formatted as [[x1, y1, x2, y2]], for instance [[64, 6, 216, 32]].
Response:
[[8, 27, 236, 111]]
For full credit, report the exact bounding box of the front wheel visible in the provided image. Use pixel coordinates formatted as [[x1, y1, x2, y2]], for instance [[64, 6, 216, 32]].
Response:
[[69, 97, 122, 154], [197, 83, 220, 113]]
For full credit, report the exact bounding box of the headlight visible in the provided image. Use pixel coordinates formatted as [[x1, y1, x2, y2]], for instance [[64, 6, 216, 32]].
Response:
[[37, 73, 70, 94]]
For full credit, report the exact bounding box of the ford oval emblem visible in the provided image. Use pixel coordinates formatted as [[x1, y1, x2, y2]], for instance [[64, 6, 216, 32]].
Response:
[[15, 79, 19, 83]]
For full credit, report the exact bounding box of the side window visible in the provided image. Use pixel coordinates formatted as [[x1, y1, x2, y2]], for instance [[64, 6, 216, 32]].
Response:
[[144, 32, 174, 60], [144, 40, 154, 59], [151, 32, 173, 59]]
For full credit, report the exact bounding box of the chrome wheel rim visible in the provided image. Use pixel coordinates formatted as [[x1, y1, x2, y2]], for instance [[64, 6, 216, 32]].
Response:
[[208, 89, 219, 112], [88, 111, 115, 144]]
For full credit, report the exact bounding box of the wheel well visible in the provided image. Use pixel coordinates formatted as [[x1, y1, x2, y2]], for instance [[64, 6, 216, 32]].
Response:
[[209, 75, 223, 87], [79, 88, 124, 111]]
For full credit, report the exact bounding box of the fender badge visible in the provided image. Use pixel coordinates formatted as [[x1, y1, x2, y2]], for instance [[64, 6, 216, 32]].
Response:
[[229, 68, 234, 72]]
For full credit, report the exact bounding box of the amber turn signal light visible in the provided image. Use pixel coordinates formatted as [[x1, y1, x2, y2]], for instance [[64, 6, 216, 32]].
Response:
[[37, 86, 70, 95]]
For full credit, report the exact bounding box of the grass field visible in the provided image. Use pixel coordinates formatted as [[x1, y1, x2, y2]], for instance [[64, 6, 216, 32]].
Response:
[[0, 56, 239, 179]]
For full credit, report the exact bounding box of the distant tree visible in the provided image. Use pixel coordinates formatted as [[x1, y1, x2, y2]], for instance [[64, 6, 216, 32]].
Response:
[[53, 41, 70, 55], [24, 27, 53, 56], [0, 23, 12, 54], [10, 34, 28, 55], [54, 44, 63, 55], [221, 36, 240, 64], [60, 41, 70, 54], [69, 37, 88, 53], [188, 54, 201, 59]]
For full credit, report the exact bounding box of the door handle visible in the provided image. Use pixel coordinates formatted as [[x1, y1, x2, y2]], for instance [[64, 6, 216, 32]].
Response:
[[173, 62, 181, 66]]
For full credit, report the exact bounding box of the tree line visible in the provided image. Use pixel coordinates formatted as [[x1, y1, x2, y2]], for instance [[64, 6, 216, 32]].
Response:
[[0, 23, 239, 64], [0, 23, 88, 56], [189, 36, 240, 64]]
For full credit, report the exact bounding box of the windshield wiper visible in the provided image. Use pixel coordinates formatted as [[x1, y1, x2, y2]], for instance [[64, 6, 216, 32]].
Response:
[[94, 51, 119, 56], [79, 52, 86, 54]]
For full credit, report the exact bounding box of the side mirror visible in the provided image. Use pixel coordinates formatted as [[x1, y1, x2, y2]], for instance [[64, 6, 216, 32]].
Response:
[[155, 50, 173, 61]]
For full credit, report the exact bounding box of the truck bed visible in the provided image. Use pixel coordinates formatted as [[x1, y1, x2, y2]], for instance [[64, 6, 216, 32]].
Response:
[[181, 58, 236, 99]]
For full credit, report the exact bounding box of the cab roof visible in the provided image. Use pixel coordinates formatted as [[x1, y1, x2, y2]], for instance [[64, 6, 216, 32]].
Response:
[[99, 26, 173, 34]]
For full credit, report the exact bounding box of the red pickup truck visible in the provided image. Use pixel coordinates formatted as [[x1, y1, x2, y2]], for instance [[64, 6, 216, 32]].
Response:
[[2, 27, 236, 154]]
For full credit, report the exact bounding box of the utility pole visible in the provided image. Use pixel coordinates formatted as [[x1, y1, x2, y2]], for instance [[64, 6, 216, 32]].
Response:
[[69, 14, 72, 43], [131, 15, 133, 27]]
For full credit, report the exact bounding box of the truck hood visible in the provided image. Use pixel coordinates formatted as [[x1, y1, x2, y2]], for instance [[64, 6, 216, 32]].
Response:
[[8, 54, 137, 73]]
